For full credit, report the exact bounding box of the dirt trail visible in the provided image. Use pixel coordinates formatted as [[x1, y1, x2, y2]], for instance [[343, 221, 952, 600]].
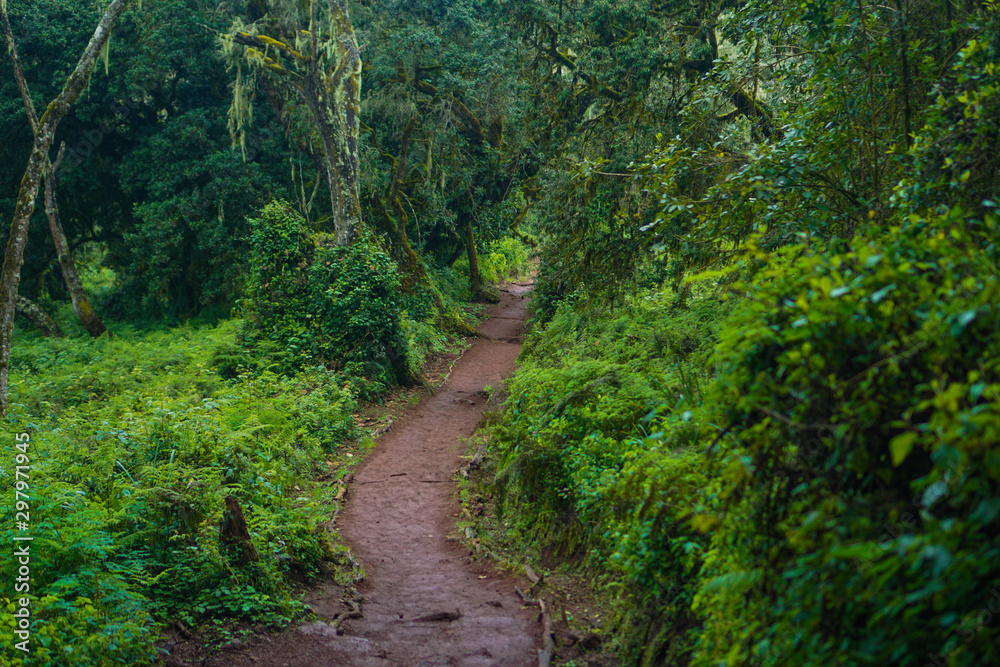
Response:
[[331, 283, 536, 665], [217, 283, 537, 667]]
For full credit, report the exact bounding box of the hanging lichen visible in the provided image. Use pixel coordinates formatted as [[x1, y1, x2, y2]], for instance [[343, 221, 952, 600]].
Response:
[[218, 0, 362, 246], [227, 62, 254, 159], [99, 34, 111, 75]]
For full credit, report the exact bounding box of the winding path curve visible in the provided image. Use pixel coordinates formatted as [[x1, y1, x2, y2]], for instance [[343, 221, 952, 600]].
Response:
[[330, 282, 537, 666], [179, 285, 537, 667]]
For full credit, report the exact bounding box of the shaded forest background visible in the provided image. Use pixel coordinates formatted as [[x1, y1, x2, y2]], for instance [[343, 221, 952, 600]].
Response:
[[1, 0, 998, 665]]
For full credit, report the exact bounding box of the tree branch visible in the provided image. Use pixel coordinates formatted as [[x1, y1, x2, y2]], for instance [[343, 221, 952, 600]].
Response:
[[15, 296, 63, 338]]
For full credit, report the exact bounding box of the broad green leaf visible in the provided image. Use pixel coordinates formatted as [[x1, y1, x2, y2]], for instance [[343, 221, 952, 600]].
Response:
[[890, 432, 918, 467]]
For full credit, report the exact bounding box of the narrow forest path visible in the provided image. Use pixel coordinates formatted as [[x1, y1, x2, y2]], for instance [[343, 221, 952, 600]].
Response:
[[333, 283, 537, 665], [205, 283, 539, 667]]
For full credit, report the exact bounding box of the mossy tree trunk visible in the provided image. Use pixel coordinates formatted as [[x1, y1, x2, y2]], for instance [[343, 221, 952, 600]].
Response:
[[44, 149, 107, 338], [2, 5, 107, 339], [226, 0, 362, 246], [301, 65, 361, 247], [0, 0, 130, 417]]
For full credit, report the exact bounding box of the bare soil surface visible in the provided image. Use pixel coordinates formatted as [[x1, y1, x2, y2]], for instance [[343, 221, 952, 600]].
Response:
[[333, 283, 537, 666], [170, 283, 540, 667]]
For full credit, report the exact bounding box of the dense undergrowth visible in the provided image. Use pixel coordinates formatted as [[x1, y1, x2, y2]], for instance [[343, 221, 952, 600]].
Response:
[[485, 9, 1000, 666], [1, 0, 997, 664], [486, 287, 728, 664], [1, 322, 363, 665], [489, 207, 1000, 665], [0, 221, 531, 665]]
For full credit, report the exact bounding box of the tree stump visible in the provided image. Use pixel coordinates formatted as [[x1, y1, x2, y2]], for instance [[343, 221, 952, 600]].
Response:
[[219, 495, 259, 566]]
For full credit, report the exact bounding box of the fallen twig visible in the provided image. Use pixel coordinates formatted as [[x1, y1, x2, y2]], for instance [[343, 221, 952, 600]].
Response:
[[538, 598, 555, 667], [358, 473, 410, 485], [329, 610, 363, 634], [438, 344, 472, 388], [327, 595, 364, 634]]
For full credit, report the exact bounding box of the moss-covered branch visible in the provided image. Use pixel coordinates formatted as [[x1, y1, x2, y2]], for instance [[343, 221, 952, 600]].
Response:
[[14, 296, 63, 338], [223, 0, 362, 247]]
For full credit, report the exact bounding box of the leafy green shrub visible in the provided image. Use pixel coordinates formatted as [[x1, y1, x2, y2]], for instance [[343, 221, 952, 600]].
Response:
[[691, 206, 1000, 666], [1, 594, 155, 666], [489, 290, 729, 662], [492, 201, 1000, 667], [682, 27, 1000, 665], [239, 201, 418, 387]]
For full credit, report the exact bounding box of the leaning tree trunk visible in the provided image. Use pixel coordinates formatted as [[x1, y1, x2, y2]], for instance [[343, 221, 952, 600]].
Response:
[[44, 154, 106, 337], [0, 0, 130, 417], [465, 217, 499, 304], [15, 296, 63, 338], [3, 7, 107, 339]]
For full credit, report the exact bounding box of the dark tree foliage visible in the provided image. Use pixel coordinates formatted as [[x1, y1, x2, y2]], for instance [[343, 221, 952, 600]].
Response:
[[355, 0, 530, 302], [503, 0, 742, 316], [0, 0, 295, 319]]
